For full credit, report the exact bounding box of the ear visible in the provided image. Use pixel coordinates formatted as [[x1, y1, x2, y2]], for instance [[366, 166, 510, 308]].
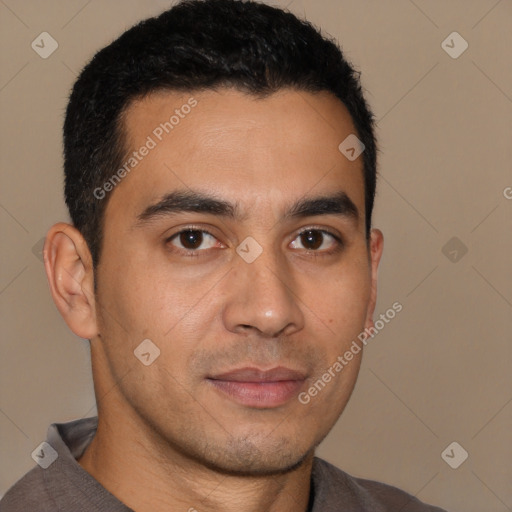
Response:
[[43, 222, 98, 339], [363, 228, 384, 330]]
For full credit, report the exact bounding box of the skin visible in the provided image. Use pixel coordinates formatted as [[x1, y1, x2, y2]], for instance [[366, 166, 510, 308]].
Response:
[[44, 88, 383, 512]]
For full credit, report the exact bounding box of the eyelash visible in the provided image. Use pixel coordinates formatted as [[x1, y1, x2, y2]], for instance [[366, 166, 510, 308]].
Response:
[[292, 226, 345, 257], [164, 225, 219, 258], [165, 226, 344, 257]]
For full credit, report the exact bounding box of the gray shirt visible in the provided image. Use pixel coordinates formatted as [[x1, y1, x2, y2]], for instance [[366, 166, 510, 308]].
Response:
[[1, 417, 447, 511]]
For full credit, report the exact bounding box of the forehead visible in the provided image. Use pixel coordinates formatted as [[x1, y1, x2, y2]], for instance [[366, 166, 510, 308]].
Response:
[[123, 87, 357, 149], [108, 88, 365, 222]]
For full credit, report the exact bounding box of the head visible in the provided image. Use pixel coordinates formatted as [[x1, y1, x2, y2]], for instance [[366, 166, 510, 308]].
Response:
[[45, 0, 383, 476]]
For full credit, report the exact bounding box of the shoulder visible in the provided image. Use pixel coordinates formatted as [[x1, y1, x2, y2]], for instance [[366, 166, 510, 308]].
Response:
[[1, 467, 56, 512], [312, 457, 448, 512]]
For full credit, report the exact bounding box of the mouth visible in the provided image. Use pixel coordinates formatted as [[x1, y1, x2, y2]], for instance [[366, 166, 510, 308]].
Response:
[[206, 366, 307, 409]]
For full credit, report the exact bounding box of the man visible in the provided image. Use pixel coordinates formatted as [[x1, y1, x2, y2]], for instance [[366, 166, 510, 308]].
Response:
[[1, 0, 447, 510]]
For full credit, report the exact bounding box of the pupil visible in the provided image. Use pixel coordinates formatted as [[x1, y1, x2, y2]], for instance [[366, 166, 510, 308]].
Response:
[[180, 230, 203, 249], [301, 230, 322, 250]]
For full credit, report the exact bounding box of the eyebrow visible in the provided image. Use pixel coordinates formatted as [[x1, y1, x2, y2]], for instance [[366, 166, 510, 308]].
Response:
[[136, 190, 237, 225], [134, 190, 359, 226], [286, 192, 359, 222]]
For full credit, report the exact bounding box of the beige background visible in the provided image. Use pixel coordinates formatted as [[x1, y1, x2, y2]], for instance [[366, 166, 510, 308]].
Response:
[[1, 1, 511, 510]]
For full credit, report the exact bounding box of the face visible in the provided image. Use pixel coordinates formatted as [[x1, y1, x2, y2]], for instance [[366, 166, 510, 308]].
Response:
[[91, 88, 382, 475]]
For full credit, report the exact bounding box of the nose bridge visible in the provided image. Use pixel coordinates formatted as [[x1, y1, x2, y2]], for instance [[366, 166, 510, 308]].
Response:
[[223, 243, 304, 337], [249, 249, 291, 305]]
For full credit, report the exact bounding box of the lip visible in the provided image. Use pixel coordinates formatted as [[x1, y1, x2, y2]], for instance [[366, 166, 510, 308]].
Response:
[[207, 366, 307, 408], [210, 366, 307, 382]]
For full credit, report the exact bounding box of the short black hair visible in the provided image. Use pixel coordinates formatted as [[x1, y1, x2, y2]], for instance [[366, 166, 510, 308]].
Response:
[[64, 0, 377, 268]]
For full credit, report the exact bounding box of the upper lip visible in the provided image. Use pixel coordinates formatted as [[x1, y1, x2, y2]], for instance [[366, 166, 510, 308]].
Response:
[[208, 366, 307, 382]]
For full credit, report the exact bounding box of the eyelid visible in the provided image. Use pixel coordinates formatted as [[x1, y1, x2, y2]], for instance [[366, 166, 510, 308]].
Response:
[[164, 226, 226, 259], [164, 225, 219, 242], [289, 226, 345, 254], [295, 225, 343, 242]]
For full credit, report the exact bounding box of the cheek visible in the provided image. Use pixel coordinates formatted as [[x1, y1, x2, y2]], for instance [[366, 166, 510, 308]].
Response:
[[305, 256, 371, 340], [97, 240, 199, 333], [95, 246, 223, 381]]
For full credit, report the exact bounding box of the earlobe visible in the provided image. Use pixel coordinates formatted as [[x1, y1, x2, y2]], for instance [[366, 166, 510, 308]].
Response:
[[364, 228, 384, 330], [43, 222, 98, 339]]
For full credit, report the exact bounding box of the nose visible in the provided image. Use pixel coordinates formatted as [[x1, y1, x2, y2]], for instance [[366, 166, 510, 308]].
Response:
[[222, 250, 305, 338]]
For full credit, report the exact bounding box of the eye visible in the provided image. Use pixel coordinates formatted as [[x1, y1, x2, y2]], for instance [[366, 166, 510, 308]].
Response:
[[168, 229, 220, 251], [289, 229, 341, 252]]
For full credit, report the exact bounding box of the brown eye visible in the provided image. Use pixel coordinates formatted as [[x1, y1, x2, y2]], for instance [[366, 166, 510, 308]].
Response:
[[300, 230, 323, 250], [168, 229, 219, 251], [289, 229, 340, 252], [180, 230, 203, 249]]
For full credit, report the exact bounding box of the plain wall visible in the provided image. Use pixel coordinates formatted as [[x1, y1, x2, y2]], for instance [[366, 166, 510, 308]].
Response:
[[1, 1, 511, 511]]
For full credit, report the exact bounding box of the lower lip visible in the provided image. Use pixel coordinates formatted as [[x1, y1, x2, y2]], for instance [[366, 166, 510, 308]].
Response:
[[207, 379, 304, 408]]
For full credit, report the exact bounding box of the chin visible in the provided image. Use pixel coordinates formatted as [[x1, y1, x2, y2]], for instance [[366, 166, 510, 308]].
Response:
[[197, 436, 313, 477]]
